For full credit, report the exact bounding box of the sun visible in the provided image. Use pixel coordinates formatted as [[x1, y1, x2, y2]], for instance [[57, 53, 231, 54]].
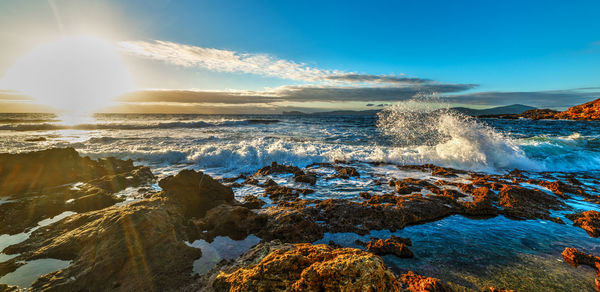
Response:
[[0, 35, 134, 113]]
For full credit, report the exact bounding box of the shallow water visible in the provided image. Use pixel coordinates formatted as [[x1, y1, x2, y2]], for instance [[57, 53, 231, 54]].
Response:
[[0, 259, 71, 288], [316, 215, 600, 291]]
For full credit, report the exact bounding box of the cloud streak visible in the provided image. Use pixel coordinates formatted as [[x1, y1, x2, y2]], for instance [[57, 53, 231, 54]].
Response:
[[118, 40, 334, 82]]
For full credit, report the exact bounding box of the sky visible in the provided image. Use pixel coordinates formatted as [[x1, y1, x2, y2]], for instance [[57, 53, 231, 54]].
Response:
[[0, 0, 599, 113]]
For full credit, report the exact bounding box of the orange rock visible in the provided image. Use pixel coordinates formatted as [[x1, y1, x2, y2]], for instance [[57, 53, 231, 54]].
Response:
[[561, 247, 600, 291], [566, 210, 600, 237], [214, 243, 403, 291], [400, 271, 452, 292], [555, 98, 600, 120]]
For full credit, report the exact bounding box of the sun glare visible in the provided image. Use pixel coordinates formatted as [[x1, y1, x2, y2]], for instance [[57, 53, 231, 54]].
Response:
[[0, 35, 134, 113]]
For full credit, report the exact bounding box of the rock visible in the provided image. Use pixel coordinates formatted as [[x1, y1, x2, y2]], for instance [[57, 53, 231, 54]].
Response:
[[241, 195, 265, 209], [0, 284, 19, 292], [243, 177, 259, 185], [566, 211, 600, 237], [258, 208, 324, 242], [488, 287, 515, 292], [193, 204, 267, 241], [294, 173, 317, 185], [24, 136, 47, 142], [400, 271, 452, 292], [4, 197, 202, 292], [555, 98, 600, 120], [254, 162, 302, 176], [333, 166, 360, 178], [158, 169, 234, 217], [561, 247, 600, 291], [69, 192, 122, 213], [212, 243, 403, 291], [264, 185, 313, 201], [498, 184, 566, 219], [263, 178, 278, 187], [363, 236, 414, 258], [0, 148, 153, 197], [461, 187, 498, 215], [392, 180, 422, 194]]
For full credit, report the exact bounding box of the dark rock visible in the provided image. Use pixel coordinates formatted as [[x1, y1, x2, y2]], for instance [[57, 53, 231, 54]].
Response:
[[562, 247, 600, 291], [158, 169, 234, 217], [193, 204, 267, 241], [364, 236, 414, 258], [333, 166, 360, 179], [241, 195, 265, 209], [294, 173, 317, 185], [254, 162, 302, 176]]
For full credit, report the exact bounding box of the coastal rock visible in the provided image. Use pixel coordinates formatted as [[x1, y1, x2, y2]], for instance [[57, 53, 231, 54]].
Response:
[[0, 149, 155, 235], [391, 180, 422, 194], [3, 197, 202, 292], [555, 98, 600, 120], [193, 204, 267, 241], [360, 236, 414, 258], [561, 247, 600, 291], [211, 243, 403, 291], [498, 184, 566, 219], [254, 162, 302, 176], [294, 173, 317, 185], [566, 211, 600, 237], [400, 271, 452, 292], [333, 166, 360, 178], [264, 185, 314, 201], [0, 148, 151, 197], [158, 169, 234, 217], [241, 195, 265, 209], [0, 284, 19, 292]]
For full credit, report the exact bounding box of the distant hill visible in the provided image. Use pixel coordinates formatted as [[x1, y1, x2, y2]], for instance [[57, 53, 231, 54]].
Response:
[[282, 109, 381, 115], [283, 104, 536, 116], [449, 104, 537, 116]]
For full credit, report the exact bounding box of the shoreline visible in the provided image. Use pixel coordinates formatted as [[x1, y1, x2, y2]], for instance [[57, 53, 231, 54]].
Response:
[[0, 148, 600, 291]]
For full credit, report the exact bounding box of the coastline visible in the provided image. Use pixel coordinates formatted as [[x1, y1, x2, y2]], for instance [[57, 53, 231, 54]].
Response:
[[1, 148, 600, 291]]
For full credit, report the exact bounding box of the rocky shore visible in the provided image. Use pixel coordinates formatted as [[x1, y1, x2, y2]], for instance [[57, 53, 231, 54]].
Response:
[[1, 148, 600, 291], [479, 98, 600, 120]]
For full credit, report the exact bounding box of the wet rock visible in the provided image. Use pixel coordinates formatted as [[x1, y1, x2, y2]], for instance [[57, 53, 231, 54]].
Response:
[[193, 204, 267, 241], [4, 197, 202, 292], [566, 211, 600, 237], [24, 136, 47, 142], [461, 187, 498, 215], [69, 191, 122, 213], [254, 162, 302, 176], [498, 184, 566, 220], [361, 236, 414, 258], [263, 178, 278, 187], [259, 207, 324, 242], [561, 247, 600, 291], [242, 177, 259, 185], [264, 185, 313, 201], [0, 148, 153, 197], [400, 271, 452, 292], [210, 243, 403, 291], [392, 180, 422, 194], [294, 173, 317, 185], [241, 195, 265, 209], [333, 166, 360, 179], [159, 169, 234, 217]]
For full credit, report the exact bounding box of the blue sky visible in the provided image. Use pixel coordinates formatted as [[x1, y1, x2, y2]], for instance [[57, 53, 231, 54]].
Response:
[[0, 0, 599, 113]]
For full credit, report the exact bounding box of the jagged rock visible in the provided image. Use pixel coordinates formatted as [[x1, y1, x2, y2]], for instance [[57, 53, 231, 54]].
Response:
[[555, 98, 600, 120], [193, 204, 267, 241], [263, 178, 278, 187], [254, 162, 302, 176], [3, 197, 201, 292], [0, 149, 155, 235], [211, 243, 403, 291], [294, 173, 317, 185], [498, 184, 566, 219], [0, 148, 151, 197], [241, 195, 265, 209], [360, 236, 414, 258], [264, 185, 314, 201], [561, 247, 600, 291], [400, 271, 452, 292], [566, 211, 600, 237], [333, 166, 360, 179], [159, 169, 234, 217]]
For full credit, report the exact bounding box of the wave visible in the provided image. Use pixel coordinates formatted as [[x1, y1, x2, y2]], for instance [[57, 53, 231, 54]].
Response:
[[0, 119, 279, 131]]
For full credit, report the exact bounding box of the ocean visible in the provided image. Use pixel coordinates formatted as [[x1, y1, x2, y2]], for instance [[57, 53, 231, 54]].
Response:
[[2, 108, 600, 290]]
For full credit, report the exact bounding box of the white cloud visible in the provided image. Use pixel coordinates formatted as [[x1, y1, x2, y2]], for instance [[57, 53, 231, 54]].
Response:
[[118, 40, 334, 82]]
